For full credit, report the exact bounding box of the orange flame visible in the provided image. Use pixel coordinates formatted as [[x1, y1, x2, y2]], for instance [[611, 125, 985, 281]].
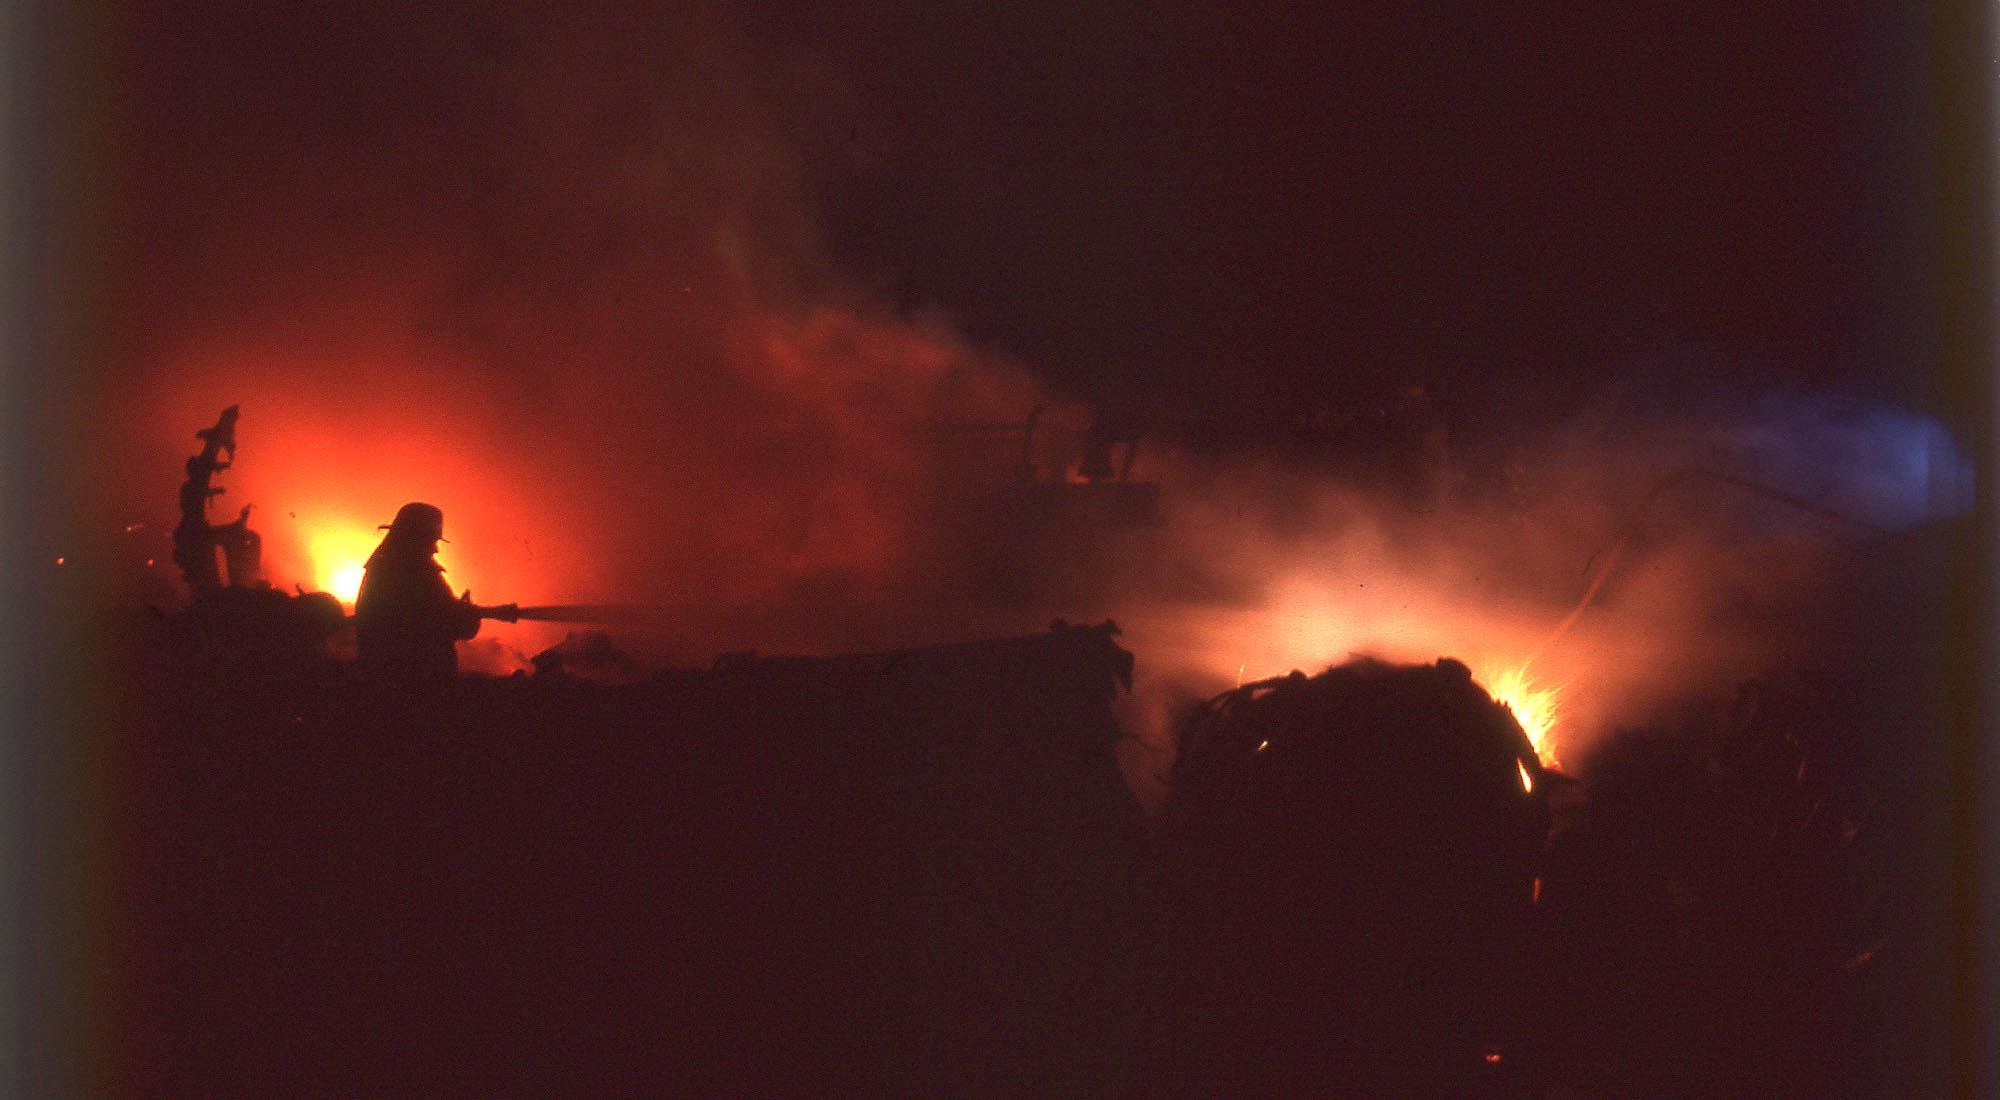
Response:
[[300, 521, 383, 607], [1480, 664, 1562, 769]]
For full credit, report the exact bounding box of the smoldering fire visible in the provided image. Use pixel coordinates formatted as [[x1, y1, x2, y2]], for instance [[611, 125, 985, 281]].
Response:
[[121, 371, 1966, 785]]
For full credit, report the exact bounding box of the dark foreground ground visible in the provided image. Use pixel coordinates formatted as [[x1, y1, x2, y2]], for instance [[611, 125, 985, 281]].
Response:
[[74, 520, 1967, 1098], [107, 617, 1146, 1098]]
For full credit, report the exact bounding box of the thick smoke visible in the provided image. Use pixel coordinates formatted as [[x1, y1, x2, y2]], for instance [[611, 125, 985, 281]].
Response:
[[98, 4, 1067, 663], [92, 8, 1968, 767], [1106, 384, 1970, 804]]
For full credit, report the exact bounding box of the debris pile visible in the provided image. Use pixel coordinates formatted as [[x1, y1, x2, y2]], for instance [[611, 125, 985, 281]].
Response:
[[1537, 674, 1916, 1097], [1149, 657, 1551, 1097]]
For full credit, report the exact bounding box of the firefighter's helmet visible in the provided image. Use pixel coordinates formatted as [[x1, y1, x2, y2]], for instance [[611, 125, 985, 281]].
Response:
[[379, 501, 447, 543]]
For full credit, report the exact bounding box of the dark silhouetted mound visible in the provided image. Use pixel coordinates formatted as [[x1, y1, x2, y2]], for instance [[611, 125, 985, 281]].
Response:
[[117, 609, 1146, 1098], [1148, 657, 1550, 1099]]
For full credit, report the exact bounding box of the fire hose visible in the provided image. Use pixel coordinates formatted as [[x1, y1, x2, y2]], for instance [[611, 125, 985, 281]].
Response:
[[475, 603, 676, 625]]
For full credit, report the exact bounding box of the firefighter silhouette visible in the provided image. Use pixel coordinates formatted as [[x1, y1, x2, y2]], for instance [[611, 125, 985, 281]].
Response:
[[354, 502, 483, 678]]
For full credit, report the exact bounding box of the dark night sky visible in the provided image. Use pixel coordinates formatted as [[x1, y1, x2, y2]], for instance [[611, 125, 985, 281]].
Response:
[[771, 1, 1935, 414], [90, 0, 1946, 438]]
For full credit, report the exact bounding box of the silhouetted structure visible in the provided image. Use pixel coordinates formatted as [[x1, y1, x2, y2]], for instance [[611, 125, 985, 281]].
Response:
[[1148, 657, 1550, 1098], [171, 404, 263, 594], [354, 502, 514, 678]]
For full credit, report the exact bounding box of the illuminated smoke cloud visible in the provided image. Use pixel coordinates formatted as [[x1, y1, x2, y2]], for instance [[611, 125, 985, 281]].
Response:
[[91, 8, 1963, 737], [1106, 383, 1967, 792], [100, 4, 1059, 666]]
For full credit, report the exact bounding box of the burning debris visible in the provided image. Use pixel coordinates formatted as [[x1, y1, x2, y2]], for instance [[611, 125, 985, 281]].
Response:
[[1484, 665, 1563, 772]]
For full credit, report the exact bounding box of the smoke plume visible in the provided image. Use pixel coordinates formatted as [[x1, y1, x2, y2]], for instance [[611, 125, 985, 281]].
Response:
[[85, 7, 1968, 775]]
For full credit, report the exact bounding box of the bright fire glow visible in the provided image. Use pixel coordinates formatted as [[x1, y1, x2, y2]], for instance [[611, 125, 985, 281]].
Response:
[[1173, 579, 1579, 777], [303, 523, 385, 607], [1482, 665, 1561, 768], [328, 563, 366, 604], [130, 380, 607, 677]]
